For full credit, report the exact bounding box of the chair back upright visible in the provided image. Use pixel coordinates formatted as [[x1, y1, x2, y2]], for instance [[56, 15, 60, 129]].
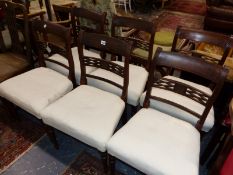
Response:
[[172, 26, 231, 65], [78, 31, 132, 102], [71, 7, 106, 46], [144, 48, 228, 131], [0, 0, 31, 60], [111, 15, 156, 69], [32, 20, 76, 86]]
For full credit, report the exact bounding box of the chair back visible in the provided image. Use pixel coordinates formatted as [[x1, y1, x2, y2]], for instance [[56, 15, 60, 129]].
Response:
[[143, 48, 228, 131], [172, 26, 231, 65], [111, 15, 156, 69], [78, 31, 132, 102], [0, 0, 31, 61], [32, 20, 75, 86], [71, 7, 106, 46]]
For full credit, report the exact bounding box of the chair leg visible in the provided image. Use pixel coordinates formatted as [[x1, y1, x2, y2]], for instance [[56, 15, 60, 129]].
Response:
[[100, 151, 108, 173], [109, 155, 116, 175], [122, 107, 128, 125], [44, 124, 59, 149], [200, 124, 228, 165], [1, 98, 20, 121]]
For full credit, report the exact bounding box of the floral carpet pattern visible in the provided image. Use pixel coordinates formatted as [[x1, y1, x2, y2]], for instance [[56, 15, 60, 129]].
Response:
[[63, 152, 124, 175], [156, 11, 204, 32], [0, 109, 45, 173], [166, 0, 206, 16]]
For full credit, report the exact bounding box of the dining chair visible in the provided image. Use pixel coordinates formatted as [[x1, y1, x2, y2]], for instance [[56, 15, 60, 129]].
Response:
[[45, 7, 106, 85], [40, 31, 132, 172], [140, 48, 228, 132], [111, 15, 157, 70], [172, 26, 232, 65], [0, 0, 32, 83], [107, 48, 228, 175], [0, 21, 75, 124]]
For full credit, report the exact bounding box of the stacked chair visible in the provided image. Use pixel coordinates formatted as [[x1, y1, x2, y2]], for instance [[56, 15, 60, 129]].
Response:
[[0, 1, 32, 83], [107, 48, 228, 175]]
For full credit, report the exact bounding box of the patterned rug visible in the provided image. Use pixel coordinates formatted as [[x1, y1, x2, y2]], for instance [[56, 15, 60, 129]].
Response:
[[166, 0, 206, 16], [0, 108, 45, 173], [156, 11, 204, 32], [63, 152, 124, 175]]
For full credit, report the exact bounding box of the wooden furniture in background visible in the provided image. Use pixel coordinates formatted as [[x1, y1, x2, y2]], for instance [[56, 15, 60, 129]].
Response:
[[0, 1, 32, 83], [172, 26, 232, 66], [12, 0, 45, 20]]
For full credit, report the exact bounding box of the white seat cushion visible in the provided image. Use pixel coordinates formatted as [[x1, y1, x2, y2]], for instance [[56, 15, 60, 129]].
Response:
[[140, 75, 214, 132], [46, 47, 101, 85], [88, 61, 148, 106], [41, 85, 125, 152], [107, 108, 200, 175], [0, 67, 73, 119]]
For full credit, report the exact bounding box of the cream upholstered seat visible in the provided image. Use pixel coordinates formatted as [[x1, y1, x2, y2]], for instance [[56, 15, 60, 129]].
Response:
[[140, 75, 214, 132], [107, 49, 227, 175], [0, 67, 73, 118], [40, 31, 132, 171], [46, 47, 101, 85], [107, 108, 200, 175], [42, 85, 124, 151], [0, 21, 75, 119], [88, 61, 148, 106]]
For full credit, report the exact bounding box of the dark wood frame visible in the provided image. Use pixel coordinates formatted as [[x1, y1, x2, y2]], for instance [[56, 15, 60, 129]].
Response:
[[111, 15, 156, 69], [143, 48, 228, 131], [171, 26, 232, 65], [31, 20, 76, 86]]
